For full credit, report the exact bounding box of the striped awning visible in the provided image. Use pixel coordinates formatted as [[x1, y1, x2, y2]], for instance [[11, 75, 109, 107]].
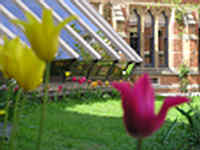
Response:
[[0, 0, 142, 63]]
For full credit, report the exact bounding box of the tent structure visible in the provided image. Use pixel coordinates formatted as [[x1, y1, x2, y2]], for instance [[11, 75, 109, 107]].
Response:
[[0, 0, 142, 79]]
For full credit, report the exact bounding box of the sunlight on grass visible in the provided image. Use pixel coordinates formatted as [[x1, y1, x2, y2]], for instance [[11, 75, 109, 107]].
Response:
[[65, 99, 123, 117], [64, 98, 189, 123]]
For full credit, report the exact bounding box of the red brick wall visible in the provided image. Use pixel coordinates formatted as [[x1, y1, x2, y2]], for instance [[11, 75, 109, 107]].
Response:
[[132, 74, 200, 93], [89, 0, 200, 93]]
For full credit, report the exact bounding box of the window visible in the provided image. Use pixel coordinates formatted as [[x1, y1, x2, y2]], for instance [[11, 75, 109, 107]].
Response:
[[90, 2, 99, 11], [198, 27, 200, 69], [159, 12, 169, 67], [129, 10, 140, 55], [144, 11, 154, 67], [103, 2, 112, 24], [130, 32, 140, 54]]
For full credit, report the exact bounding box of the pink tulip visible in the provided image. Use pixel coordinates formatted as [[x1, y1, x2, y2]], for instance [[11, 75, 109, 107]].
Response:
[[57, 85, 63, 93], [72, 77, 77, 82], [77, 77, 87, 85], [78, 78, 83, 85], [81, 77, 86, 83], [14, 85, 19, 93], [97, 80, 103, 86], [112, 74, 189, 138], [87, 80, 92, 84]]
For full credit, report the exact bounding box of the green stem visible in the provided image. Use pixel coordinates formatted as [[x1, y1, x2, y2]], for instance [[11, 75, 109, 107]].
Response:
[[36, 62, 51, 150], [137, 138, 143, 150], [9, 88, 23, 150]]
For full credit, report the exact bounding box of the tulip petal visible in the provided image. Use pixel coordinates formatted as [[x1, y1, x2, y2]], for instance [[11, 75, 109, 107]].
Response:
[[42, 9, 54, 29], [112, 81, 132, 98], [155, 96, 189, 130], [25, 11, 38, 24], [132, 74, 155, 115], [55, 15, 77, 33], [17, 45, 45, 91], [12, 8, 75, 62], [0, 37, 45, 91], [11, 19, 28, 29], [112, 81, 139, 116]]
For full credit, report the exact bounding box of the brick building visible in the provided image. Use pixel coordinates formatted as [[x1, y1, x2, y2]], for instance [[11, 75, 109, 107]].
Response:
[[89, 0, 200, 93]]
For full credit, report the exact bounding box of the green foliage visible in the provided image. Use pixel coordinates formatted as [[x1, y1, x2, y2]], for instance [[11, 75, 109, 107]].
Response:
[[0, 80, 19, 122], [161, 0, 200, 36], [71, 23, 112, 61], [178, 64, 190, 93], [179, 64, 190, 79], [175, 96, 200, 149], [175, 9, 185, 25], [66, 87, 120, 101]]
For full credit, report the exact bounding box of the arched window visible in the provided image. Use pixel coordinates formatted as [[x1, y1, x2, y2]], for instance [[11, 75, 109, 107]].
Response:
[[198, 26, 200, 69], [159, 12, 169, 67], [199, 27, 200, 50], [144, 11, 154, 67], [103, 2, 112, 25], [129, 9, 140, 55], [90, 2, 99, 11]]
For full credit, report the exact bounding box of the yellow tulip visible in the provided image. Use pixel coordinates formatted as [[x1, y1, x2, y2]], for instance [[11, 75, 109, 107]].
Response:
[[12, 8, 76, 62], [0, 110, 6, 115], [65, 71, 71, 77], [0, 44, 3, 76], [0, 37, 19, 79], [0, 37, 46, 91], [105, 80, 110, 86]]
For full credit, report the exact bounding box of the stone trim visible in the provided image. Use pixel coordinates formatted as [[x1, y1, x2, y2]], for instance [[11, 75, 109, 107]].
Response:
[[158, 92, 200, 97], [154, 84, 200, 90]]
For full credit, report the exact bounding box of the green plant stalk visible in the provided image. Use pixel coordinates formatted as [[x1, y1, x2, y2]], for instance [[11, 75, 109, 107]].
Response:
[[54, 93, 58, 102], [78, 84, 82, 99], [161, 118, 178, 143], [36, 62, 51, 150], [9, 88, 23, 150], [63, 88, 67, 100], [137, 138, 143, 150]]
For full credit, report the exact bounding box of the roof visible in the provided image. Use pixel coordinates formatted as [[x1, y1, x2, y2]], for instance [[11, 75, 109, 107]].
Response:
[[0, 0, 142, 63]]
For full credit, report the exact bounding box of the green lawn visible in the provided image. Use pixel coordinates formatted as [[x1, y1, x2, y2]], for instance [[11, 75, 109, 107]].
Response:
[[3, 96, 200, 150]]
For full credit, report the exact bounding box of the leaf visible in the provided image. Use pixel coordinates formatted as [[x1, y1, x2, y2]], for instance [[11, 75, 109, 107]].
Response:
[[126, 63, 134, 75]]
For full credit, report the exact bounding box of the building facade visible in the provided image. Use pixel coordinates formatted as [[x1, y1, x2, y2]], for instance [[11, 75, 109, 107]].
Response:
[[89, 0, 200, 93]]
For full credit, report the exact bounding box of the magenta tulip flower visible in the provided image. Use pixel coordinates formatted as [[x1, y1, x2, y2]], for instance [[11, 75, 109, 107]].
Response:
[[72, 77, 77, 82], [112, 74, 189, 139], [81, 77, 86, 83], [78, 78, 83, 85], [87, 80, 92, 84], [57, 85, 63, 93], [14, 85, 19, 93]]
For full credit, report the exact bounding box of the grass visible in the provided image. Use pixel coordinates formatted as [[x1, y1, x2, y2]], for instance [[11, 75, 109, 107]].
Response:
[[2, 95, 200, 150]]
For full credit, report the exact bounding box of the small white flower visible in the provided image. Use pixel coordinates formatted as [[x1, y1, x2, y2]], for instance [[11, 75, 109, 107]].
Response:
[[122, 71, 126, 75]]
